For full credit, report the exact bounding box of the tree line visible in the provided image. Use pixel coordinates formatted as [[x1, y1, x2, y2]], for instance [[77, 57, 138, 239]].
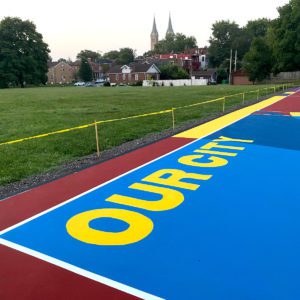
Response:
[[208, 0, 300, 82], [0, 17, 49, 88], [75, 48, 136, 82], [0, 16, 138, 87], [0, 0, 299, 88]]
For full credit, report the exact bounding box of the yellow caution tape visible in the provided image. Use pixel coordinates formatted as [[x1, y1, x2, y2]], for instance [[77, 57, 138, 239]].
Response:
[[0, 109, 172, 146], [95, 109, 172, 125], [0, 123, 94, 146], [175, 97, 224, 110], [0, 84, 296, 147]]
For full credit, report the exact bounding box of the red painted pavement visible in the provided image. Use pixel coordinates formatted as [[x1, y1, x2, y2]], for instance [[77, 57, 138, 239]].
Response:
[[0, 136, 194, 300], [262, 92, 300, 114], [0, 244, 140, 300]]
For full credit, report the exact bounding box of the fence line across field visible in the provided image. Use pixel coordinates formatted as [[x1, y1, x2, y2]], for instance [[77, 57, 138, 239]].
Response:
[[0, 82, 296, 148]]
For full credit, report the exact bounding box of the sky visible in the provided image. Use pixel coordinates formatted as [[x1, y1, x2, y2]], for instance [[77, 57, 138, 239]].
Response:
[[0, 0, 290, 61]]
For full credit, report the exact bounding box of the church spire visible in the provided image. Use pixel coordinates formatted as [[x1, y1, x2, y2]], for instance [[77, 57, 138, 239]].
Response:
[[166, 13, 174, 36], [150, 16, 159, 51], [151, 16, 158, 35]]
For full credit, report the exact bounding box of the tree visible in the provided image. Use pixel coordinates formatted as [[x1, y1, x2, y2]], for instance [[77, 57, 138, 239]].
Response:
[[216, 68, 228, 84], [243, 37, 273, 83], [143, 50, 156, 57], [153, 33, 197, 54], [117, 48, 135, 65], [208, 19, 272, 69], [76, 50, 101, 62], [78, 58, 93, 81], [103, 50, 119, 60], [270, 0, 300, 72], [0, 17, 50, 88], [160, 63, 189, 80], [103, 48, 135, 65], [208, 20, 241, 68], [245, 18, 271, 40], [239, 19, 272, 61]]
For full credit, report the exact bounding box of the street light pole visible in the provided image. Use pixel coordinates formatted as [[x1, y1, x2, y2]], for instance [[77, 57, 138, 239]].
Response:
[[229, 49, 232, 84], [234, 49, 237, 72]]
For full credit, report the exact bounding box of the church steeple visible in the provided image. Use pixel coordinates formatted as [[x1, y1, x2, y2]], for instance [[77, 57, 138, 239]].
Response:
[[166, 13, 174, 36], [151, 16, 158, 35], [150, 16, 159, 51]]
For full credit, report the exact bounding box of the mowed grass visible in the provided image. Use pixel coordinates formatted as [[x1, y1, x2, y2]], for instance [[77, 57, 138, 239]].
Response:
[[0, 85, 280, 185]]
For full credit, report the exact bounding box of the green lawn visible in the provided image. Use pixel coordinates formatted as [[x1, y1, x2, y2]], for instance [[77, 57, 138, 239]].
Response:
[[0, 84, 287, 185]]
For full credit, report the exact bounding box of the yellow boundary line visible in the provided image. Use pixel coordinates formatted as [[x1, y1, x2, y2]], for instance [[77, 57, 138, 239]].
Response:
[[290, 112, 300, 117], [0, 83, 296, 146], [174, 95, 288, 139]]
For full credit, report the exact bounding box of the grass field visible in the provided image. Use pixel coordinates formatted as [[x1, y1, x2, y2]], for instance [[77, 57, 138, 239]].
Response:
[[0, 84, 287, 186]]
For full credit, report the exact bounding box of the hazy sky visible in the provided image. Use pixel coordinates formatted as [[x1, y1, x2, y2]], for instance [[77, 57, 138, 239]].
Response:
[[0, 0, 289, 60]]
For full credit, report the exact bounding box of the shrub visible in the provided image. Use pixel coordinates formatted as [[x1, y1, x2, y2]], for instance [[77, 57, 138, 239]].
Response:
[[132, 81, 143, 86]]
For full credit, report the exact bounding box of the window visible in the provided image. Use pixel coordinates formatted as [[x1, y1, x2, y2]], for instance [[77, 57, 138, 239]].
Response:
[[123, 74, 126, 80], [135, 74, 139, 81], [128, 74, 132, 80], [116, 74, 119, 80]]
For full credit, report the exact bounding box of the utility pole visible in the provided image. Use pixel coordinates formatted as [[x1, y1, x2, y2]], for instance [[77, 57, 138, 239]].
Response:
[[190, 59, 193, 85], [234, 49, 237, 72], [229, 49, 232, 84]]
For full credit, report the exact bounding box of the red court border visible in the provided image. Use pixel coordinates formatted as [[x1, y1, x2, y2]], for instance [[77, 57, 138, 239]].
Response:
[[262, 93, 300, 114]]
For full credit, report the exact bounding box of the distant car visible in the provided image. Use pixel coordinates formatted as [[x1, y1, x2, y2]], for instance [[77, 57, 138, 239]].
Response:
[[74, 82, 85, 86], [208, 79, 217, 85], [85, 82, 96, 87], [95, 79, 105, 84], [95, 79, 106, 87]]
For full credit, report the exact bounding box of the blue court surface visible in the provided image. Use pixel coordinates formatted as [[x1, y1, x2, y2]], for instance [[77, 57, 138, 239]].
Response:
[[1, 93, 300, 299]]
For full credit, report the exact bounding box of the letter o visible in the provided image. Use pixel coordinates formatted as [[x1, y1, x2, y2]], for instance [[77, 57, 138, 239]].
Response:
[[66, 208, 153, 246]]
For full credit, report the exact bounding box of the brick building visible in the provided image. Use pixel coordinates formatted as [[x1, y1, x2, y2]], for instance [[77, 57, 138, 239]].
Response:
[[47, 61, 75, 84], [108, 63, 160, 85], [231, 70, 252, 85]]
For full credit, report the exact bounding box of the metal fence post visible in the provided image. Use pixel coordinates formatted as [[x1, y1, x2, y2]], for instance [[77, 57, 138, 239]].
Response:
[[172, 108, 175, 130], [94, 121, 100, 157]]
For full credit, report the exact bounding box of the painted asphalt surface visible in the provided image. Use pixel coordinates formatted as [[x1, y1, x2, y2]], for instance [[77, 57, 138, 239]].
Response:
[[1, 89, 300, 300]]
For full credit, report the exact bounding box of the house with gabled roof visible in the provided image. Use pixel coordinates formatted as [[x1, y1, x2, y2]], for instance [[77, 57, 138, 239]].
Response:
[[47, 61, 76, 84], [108, 63, 160, 85]]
